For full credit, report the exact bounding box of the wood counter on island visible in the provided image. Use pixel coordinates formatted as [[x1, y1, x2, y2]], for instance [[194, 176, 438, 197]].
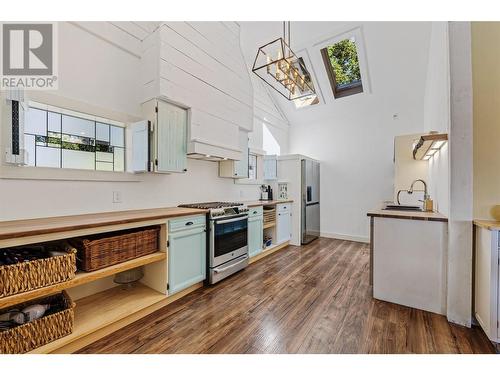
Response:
[[474, 219, 500, 231], [367, 208, 448, 222]]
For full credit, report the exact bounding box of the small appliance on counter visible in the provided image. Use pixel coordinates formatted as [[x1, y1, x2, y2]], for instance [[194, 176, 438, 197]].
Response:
[[260, 185, 268, 200], [260, 185, 273, 201]]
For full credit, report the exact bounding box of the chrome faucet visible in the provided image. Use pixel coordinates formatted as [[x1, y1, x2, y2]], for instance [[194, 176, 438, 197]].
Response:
[[407, 179, 430, 210], [407, 179, 429, 199], [395, 179, 432, 210]]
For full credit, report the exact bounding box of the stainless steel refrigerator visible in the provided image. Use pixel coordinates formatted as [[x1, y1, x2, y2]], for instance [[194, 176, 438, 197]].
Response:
[[301, 159, 320, 244]]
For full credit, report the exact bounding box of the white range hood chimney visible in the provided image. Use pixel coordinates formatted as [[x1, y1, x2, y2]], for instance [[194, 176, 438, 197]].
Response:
[[187, 139, 242, 162]]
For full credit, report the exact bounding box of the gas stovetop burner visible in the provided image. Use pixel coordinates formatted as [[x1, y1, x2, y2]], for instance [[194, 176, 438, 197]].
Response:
[[179, 202, 249, 218], [179, 202, 244, 210]]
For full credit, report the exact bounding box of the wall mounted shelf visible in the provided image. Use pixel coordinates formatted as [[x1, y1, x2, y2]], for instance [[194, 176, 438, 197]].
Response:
[[0, 252, 166, 310], [412, 133, 448, 160], [263, 222, 276, 229]]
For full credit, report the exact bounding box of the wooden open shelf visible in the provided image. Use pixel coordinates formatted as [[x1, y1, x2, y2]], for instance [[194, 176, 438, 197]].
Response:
[[29, 280, 203, 354], [249, 241, 289, 264], [0, 251, 166, 310], [263, 222, 276, 229], [29, 283, 166, 353]]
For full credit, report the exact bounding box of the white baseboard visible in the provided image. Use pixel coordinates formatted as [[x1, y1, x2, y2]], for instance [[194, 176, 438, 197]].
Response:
[[320, 231, 370, 244]]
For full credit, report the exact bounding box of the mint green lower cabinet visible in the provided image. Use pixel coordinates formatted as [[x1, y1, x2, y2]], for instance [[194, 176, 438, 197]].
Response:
[[248, 215, 263, 258], [168, 225, 206, 295]]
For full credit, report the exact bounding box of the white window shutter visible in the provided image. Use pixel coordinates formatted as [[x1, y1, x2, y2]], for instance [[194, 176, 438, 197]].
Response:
[[131, 120, 150, 173]]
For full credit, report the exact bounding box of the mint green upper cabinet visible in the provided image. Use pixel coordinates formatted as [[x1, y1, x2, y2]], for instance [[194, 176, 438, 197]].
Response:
[[156, 100, 187, 173], [168, 216, 206, 295], [248, 214, 263, 258]]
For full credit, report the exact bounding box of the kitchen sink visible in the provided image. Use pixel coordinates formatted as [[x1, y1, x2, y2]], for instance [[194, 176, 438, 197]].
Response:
[[383, 204, 423, 212]]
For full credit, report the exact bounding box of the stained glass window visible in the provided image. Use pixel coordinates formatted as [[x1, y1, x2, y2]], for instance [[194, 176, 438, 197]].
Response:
[[24, 105, 125, 172]]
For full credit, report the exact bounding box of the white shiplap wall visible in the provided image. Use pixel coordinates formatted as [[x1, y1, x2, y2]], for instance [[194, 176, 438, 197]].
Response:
[[0, 21, 265, 221], [249, 73, 290, 154], [141, 22, 254, 154], [252, 74, 288, 130], [59, 21, 285, 156]]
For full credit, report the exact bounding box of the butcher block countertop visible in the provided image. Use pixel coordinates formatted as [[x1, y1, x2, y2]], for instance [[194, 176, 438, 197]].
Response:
[[367, 208, 448, 222], [0, 207, 207, 240], [244, 199, 293, 207], [474, 219, 500, 230]]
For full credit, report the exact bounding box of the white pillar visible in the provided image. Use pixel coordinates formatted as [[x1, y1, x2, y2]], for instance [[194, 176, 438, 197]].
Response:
[[447, 21, 474, 326]]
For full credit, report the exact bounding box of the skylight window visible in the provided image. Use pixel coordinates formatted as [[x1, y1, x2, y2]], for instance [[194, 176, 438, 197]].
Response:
[[321, 37, 363, 99]]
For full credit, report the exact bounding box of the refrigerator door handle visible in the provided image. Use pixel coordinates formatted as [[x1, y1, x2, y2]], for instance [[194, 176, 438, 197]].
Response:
[[306, 201, 320, 206]]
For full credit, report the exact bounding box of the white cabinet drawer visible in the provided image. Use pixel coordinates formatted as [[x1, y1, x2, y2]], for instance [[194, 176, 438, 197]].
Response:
[[277, 203, 291, 213], [248, 206, 263, 217], [169, 215, 206, 233]]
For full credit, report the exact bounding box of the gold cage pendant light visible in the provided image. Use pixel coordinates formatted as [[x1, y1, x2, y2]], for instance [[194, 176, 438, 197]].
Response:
[[252, 21, 316, 101]]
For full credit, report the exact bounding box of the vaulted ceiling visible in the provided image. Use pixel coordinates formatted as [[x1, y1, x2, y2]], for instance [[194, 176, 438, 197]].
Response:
[[239, 22, 433, 130]]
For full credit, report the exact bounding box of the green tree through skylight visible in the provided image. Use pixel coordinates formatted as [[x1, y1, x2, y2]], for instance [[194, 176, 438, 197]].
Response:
[[326, 39, 361, 86]]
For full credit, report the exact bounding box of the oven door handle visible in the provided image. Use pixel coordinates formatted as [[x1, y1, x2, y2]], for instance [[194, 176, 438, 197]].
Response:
[[213, 257, 248, 273], [215, 215, 248, 224]]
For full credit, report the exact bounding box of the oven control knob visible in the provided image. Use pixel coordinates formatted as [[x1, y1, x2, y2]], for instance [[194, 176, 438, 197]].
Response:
[[212, 209, 224, 218]]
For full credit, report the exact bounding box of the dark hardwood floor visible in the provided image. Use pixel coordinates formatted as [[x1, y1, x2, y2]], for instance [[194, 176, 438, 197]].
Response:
[[78, 238, 494, 354]]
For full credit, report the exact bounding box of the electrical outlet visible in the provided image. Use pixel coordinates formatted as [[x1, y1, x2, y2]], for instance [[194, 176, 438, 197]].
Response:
[[112, 191, 122, 203]]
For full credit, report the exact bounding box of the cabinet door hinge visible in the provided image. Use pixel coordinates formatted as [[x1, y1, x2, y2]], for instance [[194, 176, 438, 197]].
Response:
[[155, 106, 158, 113], [167, 283, 169, 290], [167, 240, 170, 247], [155, 159, 158, 166]]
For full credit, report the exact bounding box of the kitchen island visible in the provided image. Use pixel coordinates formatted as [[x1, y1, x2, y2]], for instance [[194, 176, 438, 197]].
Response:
[[367, 208, 448, 315]]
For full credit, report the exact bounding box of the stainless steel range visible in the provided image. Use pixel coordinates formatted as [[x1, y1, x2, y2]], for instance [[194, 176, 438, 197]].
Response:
[[178, 202, 249, 284]]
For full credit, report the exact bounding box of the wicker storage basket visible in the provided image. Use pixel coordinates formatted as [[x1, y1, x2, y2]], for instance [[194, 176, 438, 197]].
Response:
[[0, 248, 76, 298], [0, 291, 75, 354], [263, 208, 276, 224], [72, 226, 160, 272]]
